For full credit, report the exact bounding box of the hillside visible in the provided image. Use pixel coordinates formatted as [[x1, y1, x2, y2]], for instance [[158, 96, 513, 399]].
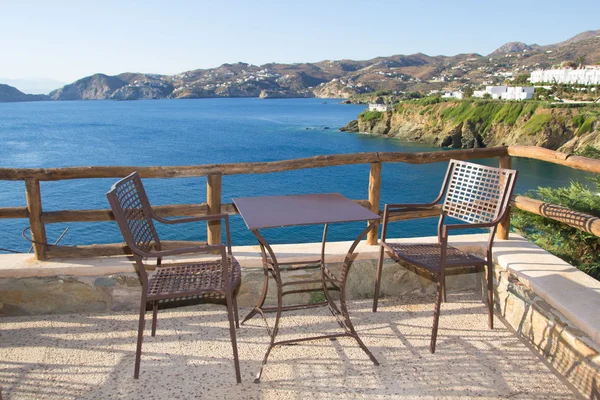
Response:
[[0, 84, 49, 102], [46, 29, 600, 101], [341, 99, 600, 152]]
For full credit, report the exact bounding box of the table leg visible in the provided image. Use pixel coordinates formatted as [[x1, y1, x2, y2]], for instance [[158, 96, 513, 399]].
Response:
[[338, 222, 380, 366], [240, 243, 270, 325], [320, 224, 342, 317], [248, 230, 285, 383]]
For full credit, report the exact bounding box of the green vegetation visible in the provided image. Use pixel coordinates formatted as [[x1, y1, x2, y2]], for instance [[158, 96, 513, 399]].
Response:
[[575, 146, 600, 159], [407, 96, 450, 106], [392, 99, 598, 139], [577, 117, 596, 136], [435, 100, 545, 136], [572, 110, 599, 136], [359, 110, 384, 121], [521, 114, 553, 135], [309, 290, 326, 304], [493, 102, 524, 125], [512, 73, 531, 85], [513, 180, 600, 280]]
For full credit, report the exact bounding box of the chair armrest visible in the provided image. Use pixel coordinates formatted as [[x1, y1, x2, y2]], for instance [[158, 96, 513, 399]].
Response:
[[442, 222, 497, 239], [151, 213, 228, 225], [134, 244, 226, 259]]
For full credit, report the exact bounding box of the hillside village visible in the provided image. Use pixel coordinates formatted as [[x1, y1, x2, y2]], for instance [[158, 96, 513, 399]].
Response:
[[1, 30, 599, 102]]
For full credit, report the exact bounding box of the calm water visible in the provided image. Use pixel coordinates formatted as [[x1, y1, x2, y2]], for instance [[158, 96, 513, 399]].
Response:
[[0, 98, 593, 253]]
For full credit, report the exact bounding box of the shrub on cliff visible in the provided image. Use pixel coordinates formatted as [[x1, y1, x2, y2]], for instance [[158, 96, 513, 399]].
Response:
[[359, 111, 383, 121], [512, 179, 600, 280]]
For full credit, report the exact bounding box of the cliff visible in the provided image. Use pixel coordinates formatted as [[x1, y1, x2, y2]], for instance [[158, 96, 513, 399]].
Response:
[[341, 100, 600, 152], [0, 84, 49, 102]]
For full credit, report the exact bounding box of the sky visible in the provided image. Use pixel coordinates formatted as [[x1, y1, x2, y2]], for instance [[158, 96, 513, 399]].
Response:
[[1, 0, 599, 86]]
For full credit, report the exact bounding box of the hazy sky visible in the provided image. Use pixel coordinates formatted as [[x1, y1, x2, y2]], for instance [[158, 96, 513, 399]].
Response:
[[1, 0, 599, 83]]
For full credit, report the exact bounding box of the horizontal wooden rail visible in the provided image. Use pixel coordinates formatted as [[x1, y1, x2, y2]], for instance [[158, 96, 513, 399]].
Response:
[[46, 240, 209, 259], [512, 195, 600, 238], [42, 204, 441, 258], [0, 147, 508, 181], [43, 203, 213, 223], [1, 201, 370, 224], [0, 207, 28, 219], [508, 146, 600, 174]]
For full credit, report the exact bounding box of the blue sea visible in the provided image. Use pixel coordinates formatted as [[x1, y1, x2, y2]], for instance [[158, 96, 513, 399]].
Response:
[[0, 98, 593, 253]]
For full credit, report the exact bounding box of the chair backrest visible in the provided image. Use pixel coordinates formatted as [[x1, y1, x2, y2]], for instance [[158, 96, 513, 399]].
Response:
[[441, 159, 517, 226], [106, 172, 162, 265]]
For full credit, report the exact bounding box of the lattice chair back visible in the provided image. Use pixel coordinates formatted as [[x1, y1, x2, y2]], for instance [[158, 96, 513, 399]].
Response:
[[107, 172, 162, 281], [441, 160, 517, 226]]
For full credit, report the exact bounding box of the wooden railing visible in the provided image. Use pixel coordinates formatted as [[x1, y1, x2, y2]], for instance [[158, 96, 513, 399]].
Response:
[[1, 146, 599, 261]]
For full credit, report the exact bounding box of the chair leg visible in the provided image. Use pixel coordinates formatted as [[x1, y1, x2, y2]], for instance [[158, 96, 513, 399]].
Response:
[[487, 262, 494, 329], [372, 245, 386, 312], [225, 291, 242, 384], [233, 293, 240, 329], [151, 301, 158, 337], [134, 299, 147, 379], [430, 279, 443, 354], [441, 275, 447, 303]]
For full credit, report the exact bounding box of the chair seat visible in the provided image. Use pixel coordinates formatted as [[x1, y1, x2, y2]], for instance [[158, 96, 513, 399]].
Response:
[[148, 256, 242, 300], [384, 242, 486, 273]]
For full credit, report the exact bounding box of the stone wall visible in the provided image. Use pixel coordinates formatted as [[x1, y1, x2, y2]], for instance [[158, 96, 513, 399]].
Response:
[[494, 268, 600, 399], [0, 259, 477, 315]]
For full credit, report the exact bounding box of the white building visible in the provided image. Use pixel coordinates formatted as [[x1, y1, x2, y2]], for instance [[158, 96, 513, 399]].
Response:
[[530, 66, 600, 85], [441, 91, 463, 99], [473, 86, 534, 100], [502, 86, 535, 100], [368, 104, 392, 112]]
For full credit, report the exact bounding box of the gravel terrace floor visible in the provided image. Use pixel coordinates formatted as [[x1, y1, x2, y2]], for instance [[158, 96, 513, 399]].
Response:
[[0, 292, 578, 400]]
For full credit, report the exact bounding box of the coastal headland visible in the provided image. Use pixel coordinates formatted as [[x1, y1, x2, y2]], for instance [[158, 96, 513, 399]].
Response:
[[340, 99, 600, 152]]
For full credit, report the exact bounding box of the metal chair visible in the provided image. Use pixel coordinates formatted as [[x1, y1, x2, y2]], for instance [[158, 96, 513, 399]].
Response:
[[106, 172, 241, 383], [372, 159, 517, 353]]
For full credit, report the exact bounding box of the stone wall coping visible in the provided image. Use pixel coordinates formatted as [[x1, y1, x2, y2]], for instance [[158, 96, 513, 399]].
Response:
[[1, 232, 598, 346]]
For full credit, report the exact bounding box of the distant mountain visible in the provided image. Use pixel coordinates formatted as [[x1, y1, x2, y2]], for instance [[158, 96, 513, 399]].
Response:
[[490, 42, 533, 55], [545, 29, 600, 49], [0, 84, 50, 102], [45, 29, 600, 101], [49, 74, 129, 100], [0, 77, 65, 94]]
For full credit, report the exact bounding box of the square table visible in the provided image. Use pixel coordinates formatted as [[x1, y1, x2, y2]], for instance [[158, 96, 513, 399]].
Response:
[[233, 193, 381, 382]]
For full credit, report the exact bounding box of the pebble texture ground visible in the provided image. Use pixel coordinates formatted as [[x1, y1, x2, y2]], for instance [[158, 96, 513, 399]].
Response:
[[0, 292, 577, 399]]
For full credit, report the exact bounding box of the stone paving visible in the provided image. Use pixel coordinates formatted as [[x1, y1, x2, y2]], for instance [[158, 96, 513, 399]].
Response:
[[0, 292, 578, 399]]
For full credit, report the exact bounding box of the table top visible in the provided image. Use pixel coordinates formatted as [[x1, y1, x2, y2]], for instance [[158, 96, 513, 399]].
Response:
[[233, 193, 381, 230]]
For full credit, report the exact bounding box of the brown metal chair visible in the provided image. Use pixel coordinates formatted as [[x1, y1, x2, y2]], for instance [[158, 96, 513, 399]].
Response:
[[372, 159, 517, 353], [106, 172, 241, 383]]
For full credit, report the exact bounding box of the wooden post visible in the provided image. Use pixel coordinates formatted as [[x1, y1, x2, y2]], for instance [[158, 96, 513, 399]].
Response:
[[497, 155, 511, 240], [367, 162, 382, 245], [206, 174, 222, 245], [25, 178, 48, 260]]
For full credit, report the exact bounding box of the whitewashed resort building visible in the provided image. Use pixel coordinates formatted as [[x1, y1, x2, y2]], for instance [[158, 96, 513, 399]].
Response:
[[530, 66, 600, 85], [473, 86, 535, 100]]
